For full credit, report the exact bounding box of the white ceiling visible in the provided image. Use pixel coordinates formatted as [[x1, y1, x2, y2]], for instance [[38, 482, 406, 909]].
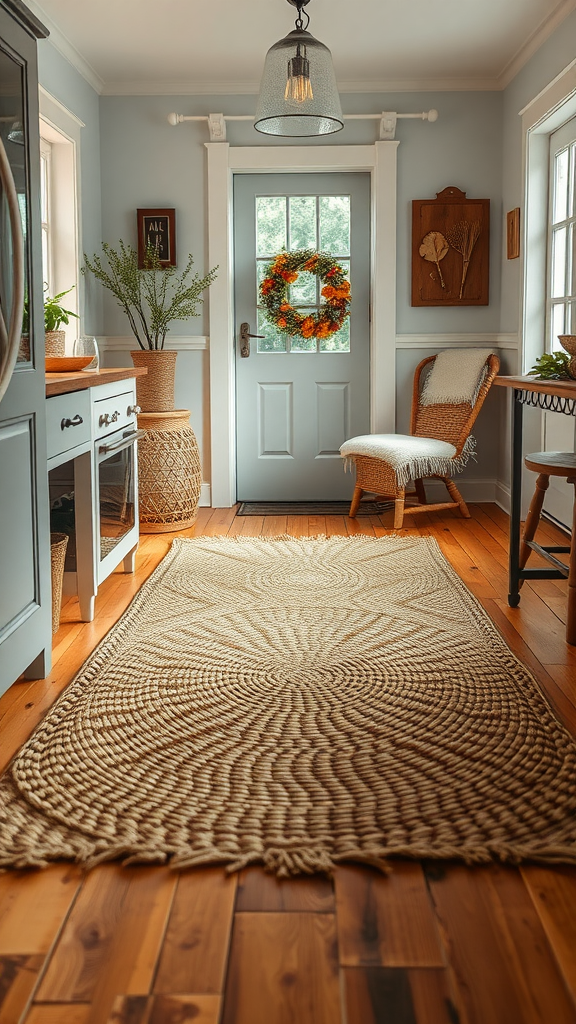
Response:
[[28, 0, 576, 95]]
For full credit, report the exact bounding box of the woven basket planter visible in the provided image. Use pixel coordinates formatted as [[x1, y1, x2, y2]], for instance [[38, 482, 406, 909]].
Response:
[[50, 532, 69, 634], [130, 350, 177, 412], [137, 410, 202, 533], [45, 331, 65, 358]]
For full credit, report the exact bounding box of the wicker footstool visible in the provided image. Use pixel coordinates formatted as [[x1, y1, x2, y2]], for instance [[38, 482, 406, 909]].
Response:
[[137, 410, 202, 533]]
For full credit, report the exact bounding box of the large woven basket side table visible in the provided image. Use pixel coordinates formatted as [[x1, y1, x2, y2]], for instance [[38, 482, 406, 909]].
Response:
[[137, 410, 202, 533]]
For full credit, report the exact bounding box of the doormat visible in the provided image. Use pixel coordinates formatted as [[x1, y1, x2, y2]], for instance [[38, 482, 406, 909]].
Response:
[[1, 534, 575, 875], [237, 500, 394, 516]]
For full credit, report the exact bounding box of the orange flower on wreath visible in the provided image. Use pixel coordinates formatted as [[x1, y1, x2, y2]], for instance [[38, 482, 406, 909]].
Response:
[[321, 285, 337, 299], [280, 270, 298, 283], [277, 317, 288, 328], [303, 257, 318, 272], [261, 278, 275, 295], [315, 320, 331, 339], [279, 303, 292, 312], [272, 255, 287, 270], [301, 316, 315, 338]]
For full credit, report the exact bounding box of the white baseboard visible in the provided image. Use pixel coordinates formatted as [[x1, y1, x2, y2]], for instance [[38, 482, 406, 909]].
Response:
[[200, 482, 211, 507], [495, 480, 511, 515], [423, 478, 498, 503]]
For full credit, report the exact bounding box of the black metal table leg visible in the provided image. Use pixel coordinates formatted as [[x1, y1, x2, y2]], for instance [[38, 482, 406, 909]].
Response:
[[508, 389, 523, 607]]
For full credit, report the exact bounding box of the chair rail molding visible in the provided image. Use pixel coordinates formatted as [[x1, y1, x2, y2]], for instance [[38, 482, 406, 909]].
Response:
[[206, 141, 399, 508], [97, 336, 208, 351], [396, 333, 519, 349]]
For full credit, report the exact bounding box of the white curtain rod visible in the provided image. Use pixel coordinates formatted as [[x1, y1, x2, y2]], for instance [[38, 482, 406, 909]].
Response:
[[168, 109, 438, 141]]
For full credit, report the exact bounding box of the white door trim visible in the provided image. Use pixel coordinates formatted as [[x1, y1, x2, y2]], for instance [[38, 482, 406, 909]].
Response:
[[206, 141, 399, 507]]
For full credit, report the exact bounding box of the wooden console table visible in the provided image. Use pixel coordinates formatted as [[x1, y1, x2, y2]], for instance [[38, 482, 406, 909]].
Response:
[[494, 375, 576, 641]]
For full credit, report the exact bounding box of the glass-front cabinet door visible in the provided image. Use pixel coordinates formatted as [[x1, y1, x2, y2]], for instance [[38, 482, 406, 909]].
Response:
[[0, 1, 51, 694]]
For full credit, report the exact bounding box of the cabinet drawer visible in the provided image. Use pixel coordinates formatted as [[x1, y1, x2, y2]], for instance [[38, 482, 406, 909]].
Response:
[[46, 391, 91, 460], [93, 390, 136, 437]]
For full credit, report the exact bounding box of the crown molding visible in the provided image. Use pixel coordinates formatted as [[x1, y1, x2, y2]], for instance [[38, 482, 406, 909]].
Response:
[[25, 0, 576, 99], [26, 0, 104, 95], [497, 0, 576, 89], [100, 75, 503, 98]]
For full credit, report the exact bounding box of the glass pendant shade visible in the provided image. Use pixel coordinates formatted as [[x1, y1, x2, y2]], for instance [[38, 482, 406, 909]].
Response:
[[255, 28, 343, 137]]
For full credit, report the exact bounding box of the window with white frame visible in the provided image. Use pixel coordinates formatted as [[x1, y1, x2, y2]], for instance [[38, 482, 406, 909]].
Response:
[[40, 137, 52, 295], [38, 112, 79, 350], [547, 117, 576, 352]]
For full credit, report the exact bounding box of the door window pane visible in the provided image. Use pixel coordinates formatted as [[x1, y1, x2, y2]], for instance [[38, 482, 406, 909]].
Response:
[[291, 331, 317, 352], [288, 196, 317, 250], [256, 196, 287, 255], [290, 271, 317, 305], [319, 196, 350, 254], [320, 318, 350, 352], [257, 309, 287, 352]]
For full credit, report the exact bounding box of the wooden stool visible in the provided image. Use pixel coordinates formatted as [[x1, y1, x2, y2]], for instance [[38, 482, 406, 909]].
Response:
[[520, 451, 576, 645]]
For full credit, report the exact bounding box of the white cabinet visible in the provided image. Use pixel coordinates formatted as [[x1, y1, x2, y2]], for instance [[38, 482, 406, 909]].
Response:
[[47, 375, 141, 623]]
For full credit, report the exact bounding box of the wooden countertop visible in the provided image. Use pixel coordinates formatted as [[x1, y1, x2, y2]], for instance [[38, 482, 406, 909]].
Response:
[[494, 374, 576, 399], [45, 366, 147, 398]]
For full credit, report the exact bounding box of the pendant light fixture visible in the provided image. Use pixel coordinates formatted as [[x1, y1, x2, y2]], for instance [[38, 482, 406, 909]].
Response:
[[254, 0, 343, 138]]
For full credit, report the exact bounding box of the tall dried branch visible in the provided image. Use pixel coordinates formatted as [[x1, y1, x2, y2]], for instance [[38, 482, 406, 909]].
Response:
[[447, 220, 481, 299]]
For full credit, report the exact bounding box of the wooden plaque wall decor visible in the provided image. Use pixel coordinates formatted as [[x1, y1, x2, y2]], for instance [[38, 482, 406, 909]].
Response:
[[137, 208, 176, 268], [412, 186, 489, 306]]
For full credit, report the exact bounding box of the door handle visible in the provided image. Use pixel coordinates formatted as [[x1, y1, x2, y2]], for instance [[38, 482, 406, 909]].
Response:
[[239, 322, 264, 358]]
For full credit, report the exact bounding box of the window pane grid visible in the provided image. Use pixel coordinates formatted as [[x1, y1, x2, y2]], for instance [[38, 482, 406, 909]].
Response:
[[547, 137, 576, 351], [255, 194, 351, 353]]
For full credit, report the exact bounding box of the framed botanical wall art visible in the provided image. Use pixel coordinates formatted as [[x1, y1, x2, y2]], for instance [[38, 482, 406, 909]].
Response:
[[137, 208, 176, 268], [412, 186, 489, 306]]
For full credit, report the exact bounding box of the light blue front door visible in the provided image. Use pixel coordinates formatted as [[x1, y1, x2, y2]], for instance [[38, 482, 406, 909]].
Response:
[[234, 172, 370, 501]]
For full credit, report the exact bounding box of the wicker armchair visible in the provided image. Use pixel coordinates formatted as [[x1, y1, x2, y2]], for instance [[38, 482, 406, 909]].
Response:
[[343, 352, 500, 529]]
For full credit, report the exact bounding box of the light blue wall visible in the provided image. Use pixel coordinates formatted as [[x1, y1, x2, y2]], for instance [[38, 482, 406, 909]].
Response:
[[35, 16, 576, 499], [98, 90, 503, 338], [37, 39, 103, 335]]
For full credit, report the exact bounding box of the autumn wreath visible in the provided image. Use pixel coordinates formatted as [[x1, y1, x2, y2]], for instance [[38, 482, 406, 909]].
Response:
[[259, 249, 351, 340]]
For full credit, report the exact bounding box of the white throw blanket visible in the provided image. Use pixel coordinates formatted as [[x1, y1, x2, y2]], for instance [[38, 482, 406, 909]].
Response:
[[339, 433, 475, 489], [421, 348, 492, 406]]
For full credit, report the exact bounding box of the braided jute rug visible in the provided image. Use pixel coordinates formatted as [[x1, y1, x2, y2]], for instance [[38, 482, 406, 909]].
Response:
[[1, 534, 576, 875]]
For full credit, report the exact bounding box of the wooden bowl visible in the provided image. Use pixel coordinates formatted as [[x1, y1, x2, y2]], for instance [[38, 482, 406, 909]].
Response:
[[45, 356, 93, 372]]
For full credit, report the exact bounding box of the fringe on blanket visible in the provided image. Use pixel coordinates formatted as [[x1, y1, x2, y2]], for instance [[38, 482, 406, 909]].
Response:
[[342, 435, 476, 489]]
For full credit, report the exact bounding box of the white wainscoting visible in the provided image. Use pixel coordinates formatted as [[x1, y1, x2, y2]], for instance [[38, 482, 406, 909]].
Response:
[[99, 334, 517, 511]]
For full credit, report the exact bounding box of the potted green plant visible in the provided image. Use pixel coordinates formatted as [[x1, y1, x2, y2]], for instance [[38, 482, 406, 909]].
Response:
[[44, 286, 79, 357], [82, 242, 217, 411]]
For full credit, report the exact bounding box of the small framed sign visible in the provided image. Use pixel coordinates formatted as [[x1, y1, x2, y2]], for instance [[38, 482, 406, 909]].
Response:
[[137, 208, 176, 268], [506, 207, 520, 260]]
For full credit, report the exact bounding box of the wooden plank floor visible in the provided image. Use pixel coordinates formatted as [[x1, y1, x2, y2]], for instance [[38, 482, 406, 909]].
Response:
[[1, 503, 575, 1024]]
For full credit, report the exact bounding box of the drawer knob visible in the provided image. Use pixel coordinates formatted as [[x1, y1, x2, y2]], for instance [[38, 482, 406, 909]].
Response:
[[61, 414, 83, 430], [127, 404, 141, 416]]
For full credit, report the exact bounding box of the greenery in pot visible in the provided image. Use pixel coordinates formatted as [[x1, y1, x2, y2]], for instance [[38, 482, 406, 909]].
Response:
[[82, 241, 218, 350], [527, 351, 571, 380], [44, 286, 79, 332]]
